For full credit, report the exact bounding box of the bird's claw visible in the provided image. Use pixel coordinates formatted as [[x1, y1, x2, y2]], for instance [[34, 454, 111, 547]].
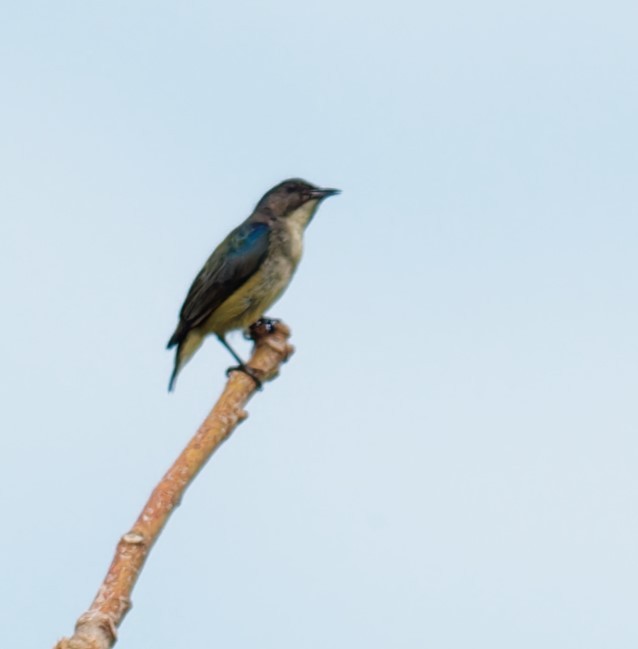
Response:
[[226, 364, 263, 390], [245, 317, 280, 340]]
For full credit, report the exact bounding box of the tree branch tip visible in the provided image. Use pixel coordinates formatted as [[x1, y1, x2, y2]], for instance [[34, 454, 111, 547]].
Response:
[[284, 342, 295, 361], [250, 319, 291, 341], [262, 337, 294, 358]]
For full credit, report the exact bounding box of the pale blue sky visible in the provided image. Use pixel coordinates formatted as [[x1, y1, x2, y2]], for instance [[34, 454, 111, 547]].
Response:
[[1, 1, 637, 647]]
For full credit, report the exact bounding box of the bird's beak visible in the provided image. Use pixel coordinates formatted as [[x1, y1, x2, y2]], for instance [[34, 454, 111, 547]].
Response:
[[309, 187, 341, 200]]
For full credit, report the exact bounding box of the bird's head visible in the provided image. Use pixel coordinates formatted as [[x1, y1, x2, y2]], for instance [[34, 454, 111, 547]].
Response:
[[256, 179, 340, 220]]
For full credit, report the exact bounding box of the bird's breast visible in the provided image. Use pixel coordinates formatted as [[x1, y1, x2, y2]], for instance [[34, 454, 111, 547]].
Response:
[[285, 227, 304, 265], [281, 199, 318, 264]]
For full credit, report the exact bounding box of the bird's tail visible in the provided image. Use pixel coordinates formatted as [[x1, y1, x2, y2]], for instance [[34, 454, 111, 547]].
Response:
[[168, 356, 180, 392], [167, 322, 186, 350], [167, 330, 205, 392]]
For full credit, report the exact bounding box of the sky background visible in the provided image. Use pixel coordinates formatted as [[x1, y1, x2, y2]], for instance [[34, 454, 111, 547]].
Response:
[[1, 1, 637, 647]]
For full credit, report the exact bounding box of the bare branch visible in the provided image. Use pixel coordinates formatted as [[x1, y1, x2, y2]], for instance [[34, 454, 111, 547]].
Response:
[[54, 321, 294, 649]]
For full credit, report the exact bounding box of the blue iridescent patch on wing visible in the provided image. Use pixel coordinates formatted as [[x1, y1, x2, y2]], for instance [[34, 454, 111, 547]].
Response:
[[228, 222, 271, 258]]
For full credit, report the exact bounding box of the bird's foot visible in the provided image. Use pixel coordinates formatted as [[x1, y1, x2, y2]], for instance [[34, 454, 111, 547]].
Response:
[[245, 317, 280, 340], [225, 364, 263, 390]]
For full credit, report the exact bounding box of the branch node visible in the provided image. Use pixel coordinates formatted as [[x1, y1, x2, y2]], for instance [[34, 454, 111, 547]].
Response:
[[65, 611, 119, 648], [121, 532, 145, 545]]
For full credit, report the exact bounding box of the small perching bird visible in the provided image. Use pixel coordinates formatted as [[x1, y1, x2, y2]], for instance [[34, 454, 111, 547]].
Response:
[[167, 178, 340, 391]]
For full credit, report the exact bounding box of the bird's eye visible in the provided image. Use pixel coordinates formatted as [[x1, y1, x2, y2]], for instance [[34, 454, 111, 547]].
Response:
[[286, 184, 297, 194]]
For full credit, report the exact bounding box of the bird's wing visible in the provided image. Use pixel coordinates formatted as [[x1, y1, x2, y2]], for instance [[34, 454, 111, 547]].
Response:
[[167, 221, 271, 348]]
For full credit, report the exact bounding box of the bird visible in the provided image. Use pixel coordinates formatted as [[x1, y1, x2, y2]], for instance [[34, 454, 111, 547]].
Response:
[[167, 178, 340, 391]]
